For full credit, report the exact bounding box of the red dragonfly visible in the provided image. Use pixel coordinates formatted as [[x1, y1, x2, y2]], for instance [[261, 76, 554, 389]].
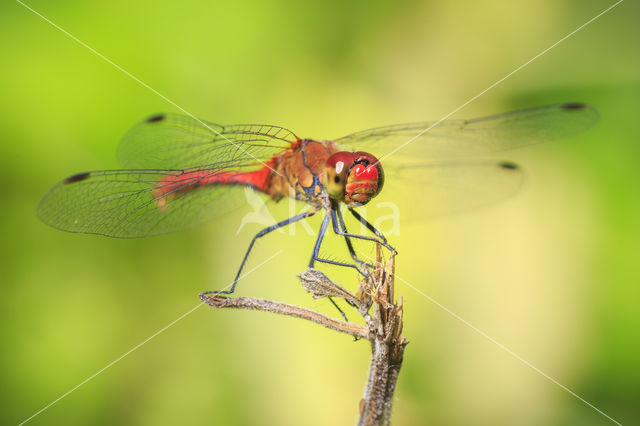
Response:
[[38, 103, 596, 295]]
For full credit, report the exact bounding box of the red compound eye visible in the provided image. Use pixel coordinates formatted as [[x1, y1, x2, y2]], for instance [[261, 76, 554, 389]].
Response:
[[326, 152, 357, 168], [352, 164, 378, 180]]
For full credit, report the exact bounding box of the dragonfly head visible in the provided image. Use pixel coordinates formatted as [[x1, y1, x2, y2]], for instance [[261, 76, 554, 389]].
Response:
[[325, 151, 384, 206]]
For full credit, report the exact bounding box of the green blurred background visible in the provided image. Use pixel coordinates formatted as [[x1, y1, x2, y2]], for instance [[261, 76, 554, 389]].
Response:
[[1, 0, 638, 424]]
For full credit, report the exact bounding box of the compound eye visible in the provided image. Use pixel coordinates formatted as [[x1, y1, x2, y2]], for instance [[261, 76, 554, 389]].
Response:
[[351, 163, 378, 181], [346, 153, 385, 200]]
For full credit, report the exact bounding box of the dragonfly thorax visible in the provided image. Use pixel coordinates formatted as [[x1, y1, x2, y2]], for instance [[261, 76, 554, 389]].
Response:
[[324, 151, 384, 207]]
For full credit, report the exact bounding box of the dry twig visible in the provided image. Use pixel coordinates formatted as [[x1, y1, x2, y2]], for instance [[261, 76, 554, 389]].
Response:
[[200, 246, 407, 426]]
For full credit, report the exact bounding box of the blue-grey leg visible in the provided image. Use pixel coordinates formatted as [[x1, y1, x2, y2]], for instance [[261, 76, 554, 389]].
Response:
[[330, 209, 396, 254], [308, 211, 362, 322], [309, 213, 365, 273], [336, 207, 373, 268], [348, 208, 391, 247], [203, 208, 319, 295]]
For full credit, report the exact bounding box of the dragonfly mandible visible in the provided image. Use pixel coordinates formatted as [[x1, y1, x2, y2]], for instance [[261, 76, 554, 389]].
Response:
[[37, 103, 597, 295]]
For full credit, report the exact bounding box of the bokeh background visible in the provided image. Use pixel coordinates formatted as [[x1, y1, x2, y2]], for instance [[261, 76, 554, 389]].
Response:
[[2, 0, 638, 425]]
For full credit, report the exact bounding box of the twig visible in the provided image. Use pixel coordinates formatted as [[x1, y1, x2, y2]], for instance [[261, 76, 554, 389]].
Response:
[[200, 245, 407, 425], [200, 294, 370, 340], [358, 247, 408, 426]]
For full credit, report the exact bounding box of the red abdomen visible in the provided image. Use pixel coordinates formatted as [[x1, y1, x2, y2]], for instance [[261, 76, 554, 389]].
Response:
[[151, 164, 274, 210]]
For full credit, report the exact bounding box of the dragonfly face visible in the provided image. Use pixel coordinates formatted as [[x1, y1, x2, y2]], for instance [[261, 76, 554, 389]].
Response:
[[324, 151, 385, 207]]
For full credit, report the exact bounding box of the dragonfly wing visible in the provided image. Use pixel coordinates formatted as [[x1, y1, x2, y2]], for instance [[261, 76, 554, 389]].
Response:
[[376, 160, 525, 219], [118, 113, 299, 170], [336, 103, 598, 161], [36, 169, 253, 238]]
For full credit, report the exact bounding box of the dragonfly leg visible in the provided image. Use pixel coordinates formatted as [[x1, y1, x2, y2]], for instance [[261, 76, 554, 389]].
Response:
[[335, 207, 374, 269], [331, 209, 396, 254], [203, 208, 319, 295], [306, 213, 355, 322], [329, 296, 349, 322], [348, 208, 390, 246], [308, 213, 330, 268], [308, 213, 365, 275]]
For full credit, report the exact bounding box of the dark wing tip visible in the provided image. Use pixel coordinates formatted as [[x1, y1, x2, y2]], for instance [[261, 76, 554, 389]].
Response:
[[146, 114, 165, 123], [561, 102, 587, 110], [498, 161, 519, 170], [560, 103, 599, 128], [63, 172, 91, 184]]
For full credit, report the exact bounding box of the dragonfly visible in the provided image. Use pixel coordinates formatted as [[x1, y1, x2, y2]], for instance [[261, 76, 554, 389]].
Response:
[[37, 103, 597, 297]]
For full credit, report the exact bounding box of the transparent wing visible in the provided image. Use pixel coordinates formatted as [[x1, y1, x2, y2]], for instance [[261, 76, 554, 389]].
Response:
[[372, 160, 525, 219], [118, 113, 299, 170], [336, 103, 598, 162], [36, 169, 253, 238]]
